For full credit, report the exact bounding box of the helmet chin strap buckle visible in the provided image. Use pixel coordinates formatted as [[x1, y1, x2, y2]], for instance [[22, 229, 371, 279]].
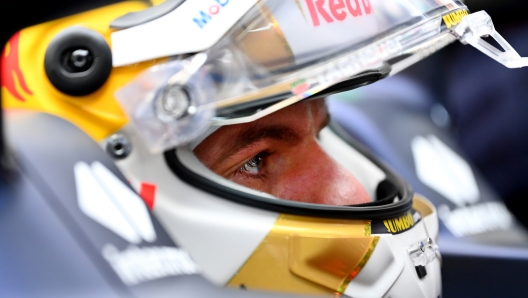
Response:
[[453, 10, 528, 68], [407, 237, 438, 267]]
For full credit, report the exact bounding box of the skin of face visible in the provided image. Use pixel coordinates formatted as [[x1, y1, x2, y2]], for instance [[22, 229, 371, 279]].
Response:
[[194, 98, 371, 205]]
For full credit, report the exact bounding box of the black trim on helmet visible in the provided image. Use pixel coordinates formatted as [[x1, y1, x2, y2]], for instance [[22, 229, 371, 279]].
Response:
[[164, 121, 414, 220], [328, 121, 415, 207], [216, 65, 391, 119], [350, 179, 400, 208]]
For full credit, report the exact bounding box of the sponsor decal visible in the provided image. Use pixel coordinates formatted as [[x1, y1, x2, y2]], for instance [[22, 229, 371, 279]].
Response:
[[304, 0, 373, 27], [139, 182, 156, 210], [383, 212, 415, 234], [75, 161, 156, 244], [442, 9, 469, 29], [74, 161, 200, 285], [193, 0, 230, 29], [112, 0, 258, 66], [103, 244, 200, 286], [438, 202, 513, 237], [291, 78, 310, 95], [371, 210, 421, 235], [1, 31, 32, 102]]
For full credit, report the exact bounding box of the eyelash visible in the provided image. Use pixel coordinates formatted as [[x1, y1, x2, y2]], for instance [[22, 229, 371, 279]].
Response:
[[234, 151, 269, 180]]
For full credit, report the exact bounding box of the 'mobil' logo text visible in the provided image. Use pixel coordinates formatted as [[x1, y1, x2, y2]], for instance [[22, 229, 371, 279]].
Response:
[[305, 0, 373, 27], [193, 0, 230, 29]]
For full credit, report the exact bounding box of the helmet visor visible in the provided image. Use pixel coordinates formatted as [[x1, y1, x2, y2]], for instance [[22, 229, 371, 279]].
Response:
[[116, 0, 467, 152]]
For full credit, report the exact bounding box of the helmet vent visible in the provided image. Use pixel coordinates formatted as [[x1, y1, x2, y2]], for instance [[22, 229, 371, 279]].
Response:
[[44, 27, 112, 96]]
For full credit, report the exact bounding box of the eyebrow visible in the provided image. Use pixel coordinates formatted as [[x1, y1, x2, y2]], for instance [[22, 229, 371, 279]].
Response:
[[214, 111, 331, 166], [215, 125, 302, 165]]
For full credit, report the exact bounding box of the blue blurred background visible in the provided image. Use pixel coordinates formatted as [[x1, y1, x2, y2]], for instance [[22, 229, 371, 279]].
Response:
[[405, 0, 528, 227]]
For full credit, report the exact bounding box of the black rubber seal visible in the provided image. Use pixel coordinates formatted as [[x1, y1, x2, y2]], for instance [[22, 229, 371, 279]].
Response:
[[44, 27, 112, 96], [307, 64, 391, 100], [164, 122, 414, 220], [216, 64, 391, 119]]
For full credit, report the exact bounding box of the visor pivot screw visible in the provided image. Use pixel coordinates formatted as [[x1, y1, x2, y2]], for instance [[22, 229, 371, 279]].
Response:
[[156, 85, 192, 122], [106, 133, 132, 160], [187, 106, 197, 115], [66, 49, 93, 72]]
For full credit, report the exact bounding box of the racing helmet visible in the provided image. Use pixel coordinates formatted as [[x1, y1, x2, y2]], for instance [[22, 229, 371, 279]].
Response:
[[3, 0, 525, 296]]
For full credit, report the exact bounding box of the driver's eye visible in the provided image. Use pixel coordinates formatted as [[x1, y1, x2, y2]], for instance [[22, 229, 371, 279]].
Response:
[[238, 151, 271, 176], [240, 154, 264, 174]]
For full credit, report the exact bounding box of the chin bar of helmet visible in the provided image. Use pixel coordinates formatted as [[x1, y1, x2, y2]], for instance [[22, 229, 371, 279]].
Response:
[[453, 11, 528, 68]]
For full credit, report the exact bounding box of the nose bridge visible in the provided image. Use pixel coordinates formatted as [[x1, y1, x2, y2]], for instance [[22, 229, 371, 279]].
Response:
[[290, 139, 368, 205], [312, 141, 356, 188]]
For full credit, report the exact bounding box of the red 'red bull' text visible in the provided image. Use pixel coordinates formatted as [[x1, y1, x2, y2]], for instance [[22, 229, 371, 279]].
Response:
[[305, 0, 373, 27]]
